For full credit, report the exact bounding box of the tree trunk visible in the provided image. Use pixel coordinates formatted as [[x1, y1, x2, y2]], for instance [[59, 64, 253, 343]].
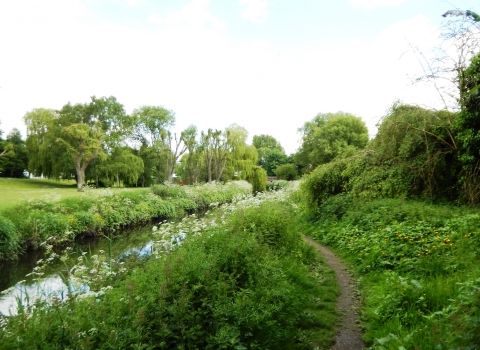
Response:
[[76, 168, 85, 192]]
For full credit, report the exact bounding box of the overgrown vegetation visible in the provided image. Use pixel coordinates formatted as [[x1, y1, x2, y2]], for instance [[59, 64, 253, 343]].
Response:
[[297, 14, 480, 347], [0, 187, 338, 349], [303, 196, 480, 349]]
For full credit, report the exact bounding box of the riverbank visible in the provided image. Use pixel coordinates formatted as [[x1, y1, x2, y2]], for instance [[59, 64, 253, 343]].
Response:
[[0, 181, 252, 260], [0, 185, 339, 349]]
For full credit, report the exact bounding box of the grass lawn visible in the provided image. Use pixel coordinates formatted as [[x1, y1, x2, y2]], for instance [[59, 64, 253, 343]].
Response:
[[0, 178, 145, 211]]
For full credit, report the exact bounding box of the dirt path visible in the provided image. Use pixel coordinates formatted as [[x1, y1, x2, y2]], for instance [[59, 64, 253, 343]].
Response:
[[304, 236, 365, 350]]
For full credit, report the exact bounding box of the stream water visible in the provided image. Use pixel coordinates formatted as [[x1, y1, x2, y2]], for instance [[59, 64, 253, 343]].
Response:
[[0, 222, 160, 316]]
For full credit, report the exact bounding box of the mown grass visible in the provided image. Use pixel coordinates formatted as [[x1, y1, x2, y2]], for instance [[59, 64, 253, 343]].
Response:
[[307, 195, 480, 349], [0, 187, 339, 349], [0, 178, 148, 210]]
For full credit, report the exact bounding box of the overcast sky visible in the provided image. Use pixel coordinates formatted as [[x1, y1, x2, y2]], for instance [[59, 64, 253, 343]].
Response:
[[0, 0, 476, 154]]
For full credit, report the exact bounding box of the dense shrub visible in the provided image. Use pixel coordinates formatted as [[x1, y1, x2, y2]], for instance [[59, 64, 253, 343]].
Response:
[[276, 163, 298, 180]]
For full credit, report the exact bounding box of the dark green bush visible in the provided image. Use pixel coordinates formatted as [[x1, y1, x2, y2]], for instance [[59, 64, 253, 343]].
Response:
[[276, 163, 298, 181]]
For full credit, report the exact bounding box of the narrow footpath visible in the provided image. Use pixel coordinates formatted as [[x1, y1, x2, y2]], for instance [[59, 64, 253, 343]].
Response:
[[304, 236, 365, 350]]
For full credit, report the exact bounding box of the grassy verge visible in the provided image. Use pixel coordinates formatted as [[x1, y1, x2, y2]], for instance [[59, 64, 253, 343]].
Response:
[[0, 187, 338, 349], [0, 181, 252, 260], [308, 195, 480, 349]]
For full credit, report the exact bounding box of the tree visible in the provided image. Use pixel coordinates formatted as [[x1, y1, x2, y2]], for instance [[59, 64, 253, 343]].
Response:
[[200, 129, 228, 182], [413, 8, 480, 110], [132, 106, 176, 184], [252, 134, 284, 152], [0, 121, 14, 160], [224, 124, 256, 180], [0, 129, 28, 178], [275, 164, 298, 181], [98, 147, 144, 188], [181, 125, 200, 184], [259, 149, 287, 176], [296, 112, 369, 169], [24, 108, 73, 179], [253, 134, 287, 176], [24, 96, 128, 191]]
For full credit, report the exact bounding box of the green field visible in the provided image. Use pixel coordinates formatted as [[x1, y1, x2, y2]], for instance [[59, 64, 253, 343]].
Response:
[[0, 178, 144, 210]]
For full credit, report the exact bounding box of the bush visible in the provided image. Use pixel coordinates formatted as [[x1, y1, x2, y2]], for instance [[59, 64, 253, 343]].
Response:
[[266, 180, 289, 191], [276, 163, 298, 181]]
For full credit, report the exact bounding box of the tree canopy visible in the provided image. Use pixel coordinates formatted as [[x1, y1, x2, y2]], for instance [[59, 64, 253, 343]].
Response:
[[296, 112, 369, 170], [24, 96, 128, 191]]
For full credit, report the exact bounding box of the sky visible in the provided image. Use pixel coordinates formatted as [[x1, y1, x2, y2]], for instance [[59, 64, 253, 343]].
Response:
[[0, 0, 476, 155]]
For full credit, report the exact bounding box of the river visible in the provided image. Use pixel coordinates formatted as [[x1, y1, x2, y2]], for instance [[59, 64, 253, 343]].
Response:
[[0, 222, 158, 316]]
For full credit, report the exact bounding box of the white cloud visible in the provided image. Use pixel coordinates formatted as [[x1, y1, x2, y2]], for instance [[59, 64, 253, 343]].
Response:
[[239, 0, 268, 23], [148, 0, 226, 30], [0, 1, 446, 155], [0, 0, 85, 29], [126, 0, 140, 7], [349, 0, 407, 10]]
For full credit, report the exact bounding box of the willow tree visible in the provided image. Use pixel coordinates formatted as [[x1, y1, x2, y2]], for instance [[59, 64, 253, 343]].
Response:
[[98, 147, 144, 188]]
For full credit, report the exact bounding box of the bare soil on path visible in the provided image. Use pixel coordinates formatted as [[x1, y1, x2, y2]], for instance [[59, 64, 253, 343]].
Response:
[[304, 236, 365, 350]]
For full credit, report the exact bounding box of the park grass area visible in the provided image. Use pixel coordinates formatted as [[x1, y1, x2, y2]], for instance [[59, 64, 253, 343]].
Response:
[[0, 178, 147, 210]]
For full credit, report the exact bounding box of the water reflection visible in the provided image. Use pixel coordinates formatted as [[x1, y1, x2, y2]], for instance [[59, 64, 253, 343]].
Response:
[[0, 275, 66, 315], [0, 225, 157, 316]]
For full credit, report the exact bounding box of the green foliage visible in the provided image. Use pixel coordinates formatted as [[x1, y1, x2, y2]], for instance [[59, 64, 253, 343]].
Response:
[[246, 165, 267, 193], [266, 180, 289, 191], [275, 163, 298, 180], [296, 112, 369, 169], [151, 183, 187, 199], [0, 188, 338, 349], [253, 134, 287, 176], [252, 134, 284, 151], [300, 157, 351, 208], [300, 104, 463, 206], [0, 129, 28, 178], [371, 103, 459, 199], [258, 148, 287, 176], [24, 96, 130, 191], [0, 182, 252, 260], [0, 215, 19, 260], [456, 53, 480, 203], [309, 195, 480, 349]]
